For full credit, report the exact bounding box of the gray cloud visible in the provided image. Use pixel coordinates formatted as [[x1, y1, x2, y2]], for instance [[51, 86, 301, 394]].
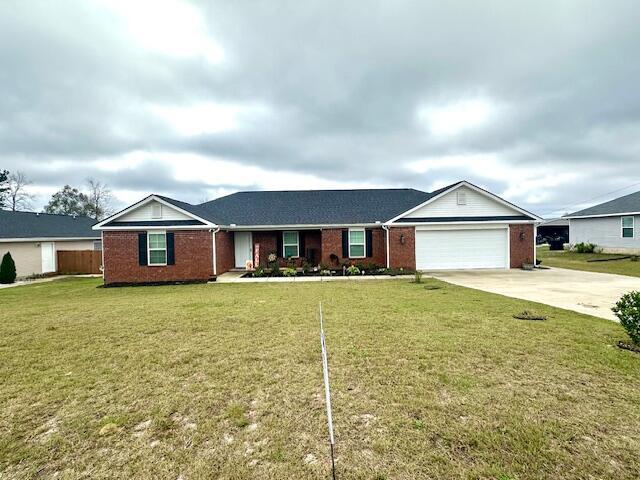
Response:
[[1, 0, 640, 215]]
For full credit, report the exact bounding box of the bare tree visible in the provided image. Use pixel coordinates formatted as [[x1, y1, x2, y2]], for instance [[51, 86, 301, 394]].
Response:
[[7, 171, 34, 211], [85, 178, 114, 220]]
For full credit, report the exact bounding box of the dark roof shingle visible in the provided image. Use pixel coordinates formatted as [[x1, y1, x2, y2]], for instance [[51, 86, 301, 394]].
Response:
[[565, 190, 640, 217], [0, 210, 99, 239], [193, 188, 436, 225]]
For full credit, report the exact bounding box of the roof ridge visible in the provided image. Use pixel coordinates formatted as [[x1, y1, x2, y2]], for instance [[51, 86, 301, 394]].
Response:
[[196, 187, 430, 206], [0, 209, 94, 219]]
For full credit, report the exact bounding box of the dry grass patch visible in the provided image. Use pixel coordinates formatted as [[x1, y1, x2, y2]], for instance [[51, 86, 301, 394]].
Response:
[[0, 277, 639, 479]]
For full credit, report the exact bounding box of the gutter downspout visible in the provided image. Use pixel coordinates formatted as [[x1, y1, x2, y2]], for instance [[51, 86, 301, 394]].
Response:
[[100, 230, 105, 280], [533, 222, 538, 267], [211, 227, 220, 276], [382, 225, 390, 269]]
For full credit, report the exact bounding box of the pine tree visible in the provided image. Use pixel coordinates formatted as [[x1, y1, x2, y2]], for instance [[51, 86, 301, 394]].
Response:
[[0, 252, 17, 284]]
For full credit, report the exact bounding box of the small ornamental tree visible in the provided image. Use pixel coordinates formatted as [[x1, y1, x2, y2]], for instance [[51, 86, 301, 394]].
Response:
[[612, 291, 640, 345], [0, 252, 17, 284]]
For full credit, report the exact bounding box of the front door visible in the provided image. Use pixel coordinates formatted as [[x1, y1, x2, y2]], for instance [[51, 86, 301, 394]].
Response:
[[234, 232, 252, 268]]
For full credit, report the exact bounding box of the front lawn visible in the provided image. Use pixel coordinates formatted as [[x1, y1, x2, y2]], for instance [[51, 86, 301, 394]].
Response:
[[1, 278, 639, 479], [537, 245, 640, 277]]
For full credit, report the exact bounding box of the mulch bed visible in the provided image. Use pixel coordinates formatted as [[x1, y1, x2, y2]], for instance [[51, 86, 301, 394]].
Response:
[[617, 341, 640, 353]]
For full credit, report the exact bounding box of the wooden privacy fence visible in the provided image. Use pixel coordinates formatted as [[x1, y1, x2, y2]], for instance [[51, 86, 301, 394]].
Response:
[[57, 250, 102, 274]]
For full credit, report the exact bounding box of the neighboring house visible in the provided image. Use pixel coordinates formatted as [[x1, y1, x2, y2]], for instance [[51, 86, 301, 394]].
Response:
[[93, 181, 540, 286], [537, 218, 569, 244], [0, 210, 101, 278], [564, 190, 640, 254]]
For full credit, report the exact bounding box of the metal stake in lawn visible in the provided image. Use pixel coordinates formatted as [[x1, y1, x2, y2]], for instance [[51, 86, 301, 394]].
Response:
[[319, 302, 337, 480]]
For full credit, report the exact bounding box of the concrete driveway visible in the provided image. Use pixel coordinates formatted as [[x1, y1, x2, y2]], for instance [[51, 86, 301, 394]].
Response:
[[430, 267, 640, 321]]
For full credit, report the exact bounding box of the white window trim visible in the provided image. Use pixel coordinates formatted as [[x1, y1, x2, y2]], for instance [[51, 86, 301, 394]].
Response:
[[348, 228, 366, 258], [148, 230, 167, 266], [621, 216, 634, 238], [282, 231, 300, 258]]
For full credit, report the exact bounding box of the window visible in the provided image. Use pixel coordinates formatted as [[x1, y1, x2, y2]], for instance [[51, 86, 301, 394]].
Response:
[[349, 229, 366, 258], [456, 190, 467, 205], [622, 216, 634, 238], [93, 240, 102, 251], [283, 231, 299, 258], [148, 231, 167, 265]]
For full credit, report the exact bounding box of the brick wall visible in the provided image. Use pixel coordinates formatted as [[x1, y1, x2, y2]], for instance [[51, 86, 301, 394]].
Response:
[[215, 230, 235, 275], [253, 230, 322, 267], [320, 228, 386, 267], [388, 226, 416, 269], [103, 230, 213, 285], [509, 224, 535, 268]]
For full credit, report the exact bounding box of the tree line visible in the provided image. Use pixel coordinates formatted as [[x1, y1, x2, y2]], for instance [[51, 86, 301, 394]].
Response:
[[0, 169, 115, 220]]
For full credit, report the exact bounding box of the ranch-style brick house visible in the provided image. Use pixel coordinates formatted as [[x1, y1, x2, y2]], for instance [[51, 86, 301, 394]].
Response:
[[93, 181, 541, 286]]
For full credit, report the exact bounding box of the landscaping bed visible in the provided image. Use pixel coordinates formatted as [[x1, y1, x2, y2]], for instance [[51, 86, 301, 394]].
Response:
[[243, 264, 414, 278]]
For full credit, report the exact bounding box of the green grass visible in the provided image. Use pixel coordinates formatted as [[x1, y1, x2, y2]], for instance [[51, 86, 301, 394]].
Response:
[[1, 277, 639, 479], [537, 245, 640, 277]]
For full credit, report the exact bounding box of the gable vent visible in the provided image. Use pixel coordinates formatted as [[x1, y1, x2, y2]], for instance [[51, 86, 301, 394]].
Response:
[[457, 191, 467, 205], [151, 203, 163, 219]]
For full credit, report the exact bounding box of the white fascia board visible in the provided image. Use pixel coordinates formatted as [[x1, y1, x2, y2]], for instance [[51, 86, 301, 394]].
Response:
[[99, 225, 213, 231], [563, 212, 640, 219], [0, 237, 101, 242], [93, 195, 216, 230], [385, 181, 542, 224]]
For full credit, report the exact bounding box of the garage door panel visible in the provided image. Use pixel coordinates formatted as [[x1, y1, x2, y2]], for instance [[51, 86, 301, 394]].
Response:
[[416, 229, 508, 270]]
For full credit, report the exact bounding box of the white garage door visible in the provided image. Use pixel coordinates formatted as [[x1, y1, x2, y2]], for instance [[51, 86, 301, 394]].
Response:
[[415, 228, 508, 270]]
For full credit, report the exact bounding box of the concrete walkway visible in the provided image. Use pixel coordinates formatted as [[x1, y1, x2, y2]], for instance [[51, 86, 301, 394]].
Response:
[[215, 272, 414, 283], [430, 267, 640, 321]]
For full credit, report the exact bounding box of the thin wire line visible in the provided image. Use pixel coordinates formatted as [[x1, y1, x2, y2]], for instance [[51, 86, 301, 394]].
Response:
[[539, 180, 640, 217]]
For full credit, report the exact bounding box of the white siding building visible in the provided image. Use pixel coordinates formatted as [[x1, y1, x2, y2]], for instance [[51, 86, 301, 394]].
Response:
[[565, 190, 640, 254]]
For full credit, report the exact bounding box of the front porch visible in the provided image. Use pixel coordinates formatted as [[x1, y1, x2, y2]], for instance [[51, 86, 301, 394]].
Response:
[[221, 227, 390, 273], [231, 229, 323, 270]]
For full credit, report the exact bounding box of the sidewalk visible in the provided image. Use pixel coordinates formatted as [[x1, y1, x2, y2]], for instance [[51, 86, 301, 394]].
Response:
[[215, 272, 414, 283]]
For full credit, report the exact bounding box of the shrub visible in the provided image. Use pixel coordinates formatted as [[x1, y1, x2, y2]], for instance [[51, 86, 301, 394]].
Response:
[[0, 252, 17, 284], [253, 266, 266, 277], [282, 267, 297, 277], [414, 270, 423, 284], [573, 242, 596, 253], [346, 265, 360, 276], [270, 264, 281, 276], [320, 269, 332, 276], [612, 291, 640, 345], [302, 261, 313, 274]]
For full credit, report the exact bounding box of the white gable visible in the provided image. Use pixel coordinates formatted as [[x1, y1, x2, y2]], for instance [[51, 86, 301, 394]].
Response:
[[118, 200, 193, 222], [405, 186, 519, 218]]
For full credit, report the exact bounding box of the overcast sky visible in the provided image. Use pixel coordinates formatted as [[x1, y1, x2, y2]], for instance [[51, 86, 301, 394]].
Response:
[[1, 0, 639, 217]]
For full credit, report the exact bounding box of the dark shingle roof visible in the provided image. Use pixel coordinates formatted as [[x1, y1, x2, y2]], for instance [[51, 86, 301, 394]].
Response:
[[565, 190, 640, 217], [0, 210, 100, 239], [193, 188, 436, 225]]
